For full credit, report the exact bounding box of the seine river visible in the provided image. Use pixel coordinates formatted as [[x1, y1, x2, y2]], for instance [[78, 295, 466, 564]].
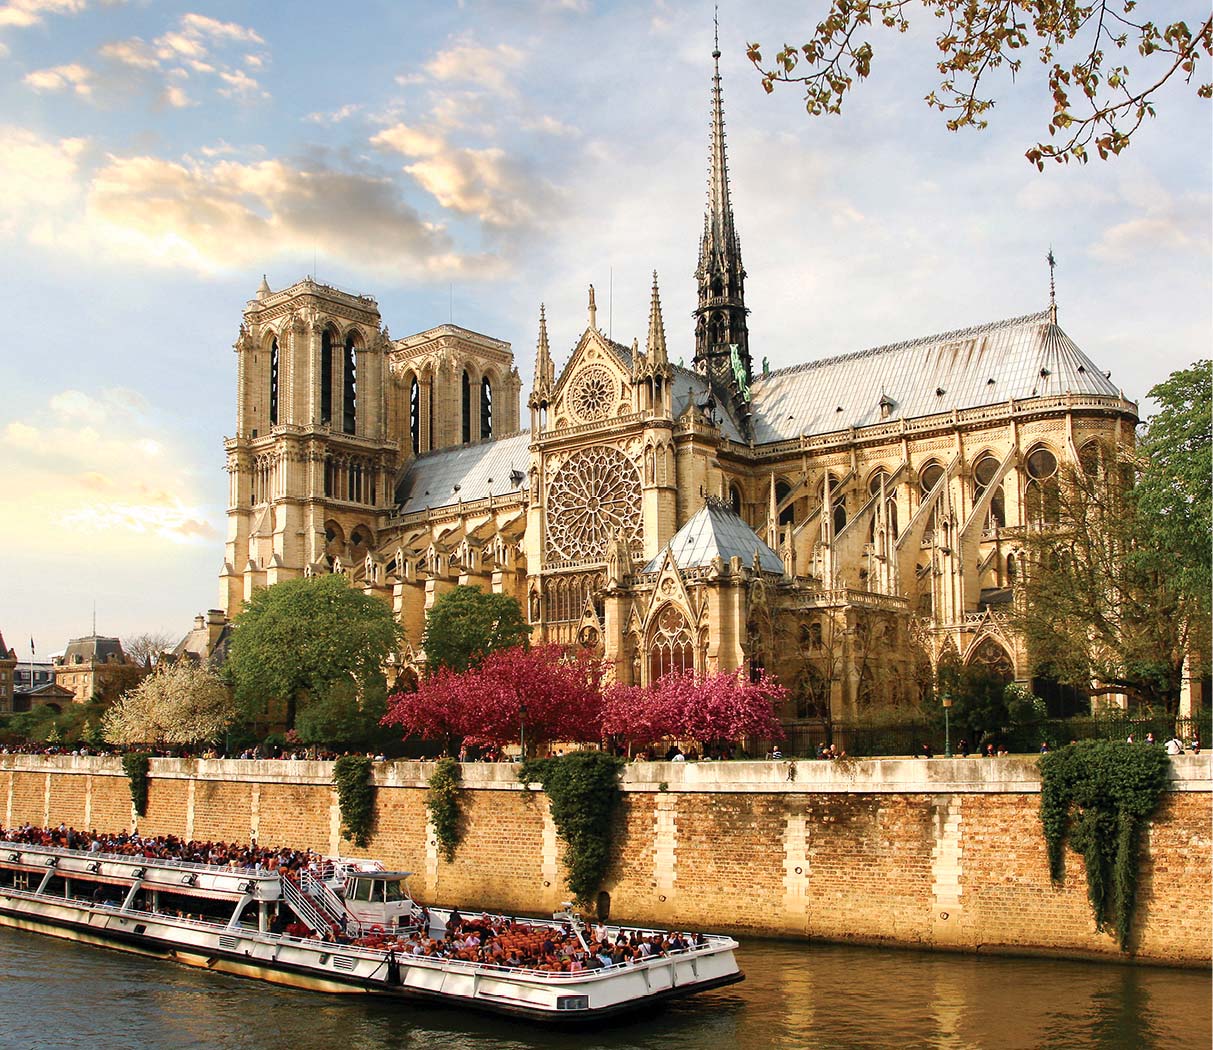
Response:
[[1, 927, 1208, 1050]]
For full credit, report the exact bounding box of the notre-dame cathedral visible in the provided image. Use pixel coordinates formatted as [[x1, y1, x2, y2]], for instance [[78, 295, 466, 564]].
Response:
[[219, 49, 1138, 727]]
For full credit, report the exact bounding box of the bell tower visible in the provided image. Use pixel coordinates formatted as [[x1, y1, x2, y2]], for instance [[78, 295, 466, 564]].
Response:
[[221, 277, 400, 614]]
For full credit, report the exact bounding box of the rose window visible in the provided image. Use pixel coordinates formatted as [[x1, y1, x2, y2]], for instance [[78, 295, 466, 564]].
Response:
[[569, 365, 618, 423], [546, 446, 642, 561]]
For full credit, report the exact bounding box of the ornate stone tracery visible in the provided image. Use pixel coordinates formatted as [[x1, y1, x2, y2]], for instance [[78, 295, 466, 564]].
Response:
[[545, 445, 642, 561], [569, 364, 618, 423]]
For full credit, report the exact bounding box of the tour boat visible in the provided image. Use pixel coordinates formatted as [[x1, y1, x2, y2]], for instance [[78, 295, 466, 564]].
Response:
[[0, 837, 743, 1022]]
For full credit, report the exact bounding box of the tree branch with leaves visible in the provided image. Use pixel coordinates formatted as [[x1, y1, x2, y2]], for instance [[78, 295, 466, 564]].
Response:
[[747, 2, 1211, 166]]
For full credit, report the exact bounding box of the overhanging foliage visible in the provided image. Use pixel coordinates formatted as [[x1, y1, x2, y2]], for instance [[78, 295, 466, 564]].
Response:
[[426, 757, 463, 863], [122, 752, 152, 817], [333, 754, 375, 848], [1039, 740, 1170, 949]]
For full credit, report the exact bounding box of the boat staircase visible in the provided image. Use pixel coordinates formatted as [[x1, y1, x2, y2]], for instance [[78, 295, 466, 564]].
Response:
[[280, 876, 345, 936]]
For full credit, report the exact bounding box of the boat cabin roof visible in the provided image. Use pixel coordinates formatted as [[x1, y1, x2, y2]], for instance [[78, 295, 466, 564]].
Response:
[[346, 871, 413, 880]]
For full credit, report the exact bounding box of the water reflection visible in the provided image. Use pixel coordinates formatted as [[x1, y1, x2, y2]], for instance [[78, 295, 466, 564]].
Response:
[[0, 929, 1207, 1050]]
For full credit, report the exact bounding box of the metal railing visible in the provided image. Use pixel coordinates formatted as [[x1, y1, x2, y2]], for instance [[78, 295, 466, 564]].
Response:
[[280, 876, 334, 935]]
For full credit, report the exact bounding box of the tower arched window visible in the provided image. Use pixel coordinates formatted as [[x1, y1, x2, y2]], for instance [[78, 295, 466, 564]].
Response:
[[320, 330, 334, 424], [648, 604, 694, 683], [919, 461, 945, 499], [461, 371, 471, 444], [729, 484, 742, 516], [342, 336, 357, 434], [480, 376, 493, 440], [409, 377, 420, 455], [269, 337, 279, 426]]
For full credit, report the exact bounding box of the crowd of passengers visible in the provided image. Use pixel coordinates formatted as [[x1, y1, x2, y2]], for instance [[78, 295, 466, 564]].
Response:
[[0, 823, 321, 874], [360, 912, 710, 973]]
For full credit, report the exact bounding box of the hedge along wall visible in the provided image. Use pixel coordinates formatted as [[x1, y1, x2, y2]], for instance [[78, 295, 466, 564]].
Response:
[[1, 754, 1208, 967]]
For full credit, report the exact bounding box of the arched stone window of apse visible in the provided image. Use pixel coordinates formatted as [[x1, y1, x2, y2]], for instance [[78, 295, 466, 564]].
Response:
[[461, 370, 472, 444], [971, 452, 1006, 531], [728, 482, 743, 517], [918, 459, 946, 538], [794, 664, 829, 721], [342, 329, 362, 436], [1078, 438, 1109, 477], [320, 325, 338, 426], [647, 603, 694, 684], [1006, 552, 1018, 585], [866, 467, 899, 540], [1024, 444, 1060, 525]]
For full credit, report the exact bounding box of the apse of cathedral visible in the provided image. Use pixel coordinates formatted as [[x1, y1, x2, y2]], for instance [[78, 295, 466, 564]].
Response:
[[221, 49, 1138, 726]]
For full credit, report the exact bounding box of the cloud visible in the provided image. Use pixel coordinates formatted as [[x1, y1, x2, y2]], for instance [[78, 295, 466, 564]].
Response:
[[24, 62, 93, 96], [0, 127, 498, 278], [0, 126, 87, 235], [0, 0, 87, 30], [1091, 214, 1196, 262], [423, 39, 524, 95], [61, 11, 268, 108], [373, 121, 556, 228], [0, 387, 218, 546], [304, 103, 363, 125]]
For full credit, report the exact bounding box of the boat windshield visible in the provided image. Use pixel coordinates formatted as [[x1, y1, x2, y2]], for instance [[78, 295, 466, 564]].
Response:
[[348, 877, 407, 903]]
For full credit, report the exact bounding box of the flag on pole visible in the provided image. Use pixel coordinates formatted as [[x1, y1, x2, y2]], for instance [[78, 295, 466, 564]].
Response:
[[30, 638, 35, 654]]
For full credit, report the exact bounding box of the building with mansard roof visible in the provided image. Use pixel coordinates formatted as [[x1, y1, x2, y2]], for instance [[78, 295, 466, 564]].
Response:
[[219, 49, 1143, 731]]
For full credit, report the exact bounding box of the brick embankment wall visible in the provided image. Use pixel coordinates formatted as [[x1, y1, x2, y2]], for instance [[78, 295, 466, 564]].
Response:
[[2, 754, 1208, 967]]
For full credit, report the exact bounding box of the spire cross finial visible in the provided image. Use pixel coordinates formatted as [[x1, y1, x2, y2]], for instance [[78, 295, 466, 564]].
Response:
[[1047, 247, 1057, 323], [713, 4, 720, 58]]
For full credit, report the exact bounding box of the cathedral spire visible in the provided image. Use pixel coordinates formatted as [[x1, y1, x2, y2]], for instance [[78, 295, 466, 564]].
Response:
[[693, 30, 752, 434], [647, 271, 668, 367], [530, 303, 554, 407]]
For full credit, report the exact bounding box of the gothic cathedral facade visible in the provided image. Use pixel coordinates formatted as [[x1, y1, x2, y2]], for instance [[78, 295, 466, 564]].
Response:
[[221, 53, 1138, 728]]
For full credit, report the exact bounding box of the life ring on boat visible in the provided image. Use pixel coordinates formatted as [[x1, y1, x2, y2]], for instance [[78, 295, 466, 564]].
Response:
[[369, 924, 384, 934]]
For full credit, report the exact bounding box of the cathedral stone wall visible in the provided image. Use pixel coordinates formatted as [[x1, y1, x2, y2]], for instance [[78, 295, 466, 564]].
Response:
[[4, 755, 1208, 967]]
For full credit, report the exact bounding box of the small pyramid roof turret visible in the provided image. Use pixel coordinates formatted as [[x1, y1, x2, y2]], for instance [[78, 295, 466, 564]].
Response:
[[642, 498, 784, 574]]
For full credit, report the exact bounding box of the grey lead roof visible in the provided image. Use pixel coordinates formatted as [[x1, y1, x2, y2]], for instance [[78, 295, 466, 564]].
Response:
[[748, 312, 1121, 443], [396, 432, 532, 515], [643, 500, 784, 574], [671, 365, 746, 442]]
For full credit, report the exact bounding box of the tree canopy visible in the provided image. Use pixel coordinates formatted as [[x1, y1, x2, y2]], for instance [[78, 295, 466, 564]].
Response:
[[1014, 363, 1211, 711], [747, 2, 1211, 166], [225, 574, 401, 731], [422, 585, 530, 675], [103, 661, 235, 747], [384, 644, 604, 755]]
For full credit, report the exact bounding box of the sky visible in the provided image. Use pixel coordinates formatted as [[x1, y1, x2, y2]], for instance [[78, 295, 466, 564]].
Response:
[[0, 0, 1209, 658]]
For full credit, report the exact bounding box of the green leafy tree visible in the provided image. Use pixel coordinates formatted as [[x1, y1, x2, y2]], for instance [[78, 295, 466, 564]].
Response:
[[422, 585, 530, 675], [225, 574, 402, 731], [1014, 366, 1211, 712], [1135, 361, 1212, 612], [746, 2, 1211, 166]]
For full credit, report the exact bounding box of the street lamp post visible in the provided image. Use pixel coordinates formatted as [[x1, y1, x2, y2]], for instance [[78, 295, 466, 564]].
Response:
[[519, 702, 528, 762], [942, 695, 953, 758]]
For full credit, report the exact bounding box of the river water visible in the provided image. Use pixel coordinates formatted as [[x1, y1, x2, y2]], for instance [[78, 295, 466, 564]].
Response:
[[1, 926, 1208, 1050]]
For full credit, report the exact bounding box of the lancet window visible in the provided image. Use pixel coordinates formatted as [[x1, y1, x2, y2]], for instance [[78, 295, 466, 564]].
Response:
[[867, 469, 899, 540], [342, 335, 357, 435], [269, 337, 279, 426], [461, 371, 472, 444], [1024, 445, 1059, 524], [409, 378, 420, 455], [321, 329, 334, 424], [647, 603, 694, 683], [481, 376, 493, 439]]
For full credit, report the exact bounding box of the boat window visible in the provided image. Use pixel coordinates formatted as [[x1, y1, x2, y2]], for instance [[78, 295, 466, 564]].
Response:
[[383, 879, 406, 902], [348, 878, 373, 902]]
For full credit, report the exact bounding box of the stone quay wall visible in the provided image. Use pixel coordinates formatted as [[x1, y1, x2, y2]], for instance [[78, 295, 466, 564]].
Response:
[[2, 754, 1209, 967]]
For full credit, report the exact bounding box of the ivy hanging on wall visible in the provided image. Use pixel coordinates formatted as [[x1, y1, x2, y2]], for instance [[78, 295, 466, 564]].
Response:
[[333, 754, 375, 848], [519, 751, 624, 906], [427, 757, 463, 862], [1039, 740, 1170, 950], [122, 752, 152, 817]]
